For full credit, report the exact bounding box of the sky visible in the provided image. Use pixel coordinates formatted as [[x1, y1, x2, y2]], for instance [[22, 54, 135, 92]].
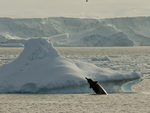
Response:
[[0, 0, 150, 18]]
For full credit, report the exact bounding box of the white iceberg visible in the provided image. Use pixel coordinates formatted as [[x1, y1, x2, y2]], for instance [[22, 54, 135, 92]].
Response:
[[0, 38, 141, 93]]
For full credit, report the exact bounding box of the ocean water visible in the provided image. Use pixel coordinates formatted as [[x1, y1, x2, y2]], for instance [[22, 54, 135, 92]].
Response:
[[0, 47, 150, 112]]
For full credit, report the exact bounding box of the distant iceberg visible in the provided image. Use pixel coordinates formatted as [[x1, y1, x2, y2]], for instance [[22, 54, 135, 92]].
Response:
[[0, 38, 141, 93], [1, 17, 150, 46], [74, 32, 133, 47]]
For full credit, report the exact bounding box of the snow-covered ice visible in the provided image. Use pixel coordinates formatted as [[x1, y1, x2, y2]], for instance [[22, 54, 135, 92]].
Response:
[[0, 38, 141, 93], [1, 17, 150, 47]]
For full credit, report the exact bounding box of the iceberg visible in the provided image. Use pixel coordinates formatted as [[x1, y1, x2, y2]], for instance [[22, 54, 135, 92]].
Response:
[[0, 38, 141, 93], [1, 17, 150, 47]]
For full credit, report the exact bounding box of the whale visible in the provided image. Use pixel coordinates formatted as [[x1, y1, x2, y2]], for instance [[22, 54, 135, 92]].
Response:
[[85, 77, 108, 95]]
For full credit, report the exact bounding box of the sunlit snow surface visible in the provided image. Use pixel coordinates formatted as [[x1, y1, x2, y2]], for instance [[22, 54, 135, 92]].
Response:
[[0, 39, 141, 94]]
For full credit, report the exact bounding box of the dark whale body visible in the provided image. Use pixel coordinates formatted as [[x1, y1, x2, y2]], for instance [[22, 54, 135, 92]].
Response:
[[85, 77, 108, 95]]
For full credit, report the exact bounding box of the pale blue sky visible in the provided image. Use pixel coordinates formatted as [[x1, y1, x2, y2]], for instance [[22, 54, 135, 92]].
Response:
[[0, 0, 150, 18]]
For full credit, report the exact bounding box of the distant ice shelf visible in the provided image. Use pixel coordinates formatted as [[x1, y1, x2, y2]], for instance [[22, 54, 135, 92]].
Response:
[[0, 16, 150, 47]]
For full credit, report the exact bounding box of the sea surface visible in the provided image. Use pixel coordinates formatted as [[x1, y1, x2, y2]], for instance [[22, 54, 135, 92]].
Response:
[[0, 47, 150, 113]]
